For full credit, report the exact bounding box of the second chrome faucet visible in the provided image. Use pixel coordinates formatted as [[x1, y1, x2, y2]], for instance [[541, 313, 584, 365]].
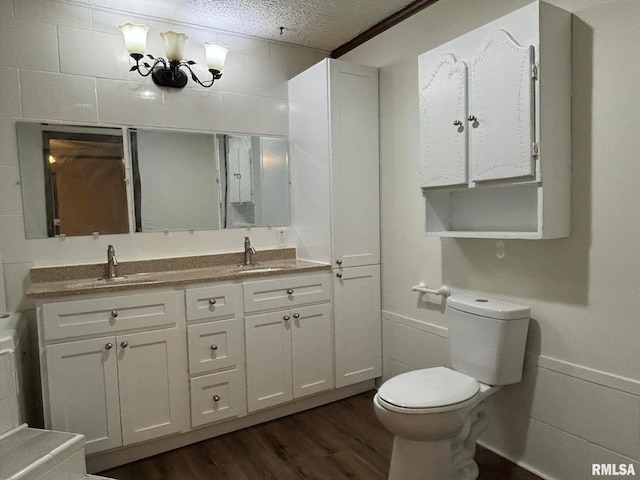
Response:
[[243, 236, 256, 266]]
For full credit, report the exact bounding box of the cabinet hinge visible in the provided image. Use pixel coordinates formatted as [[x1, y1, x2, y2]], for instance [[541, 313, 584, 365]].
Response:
[[531, 63, 539, 80], [532, 141, 540, 157]]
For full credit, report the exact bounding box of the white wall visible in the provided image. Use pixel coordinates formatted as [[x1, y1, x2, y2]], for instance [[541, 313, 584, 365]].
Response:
[[0, 0, 327, 311], [342, 0, 640, 478]]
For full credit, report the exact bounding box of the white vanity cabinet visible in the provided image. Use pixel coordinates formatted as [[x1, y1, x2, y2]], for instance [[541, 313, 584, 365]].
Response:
[[185, 284, 246, 427], [418, 1, 571, 238], [289, 59, 382, 388], [39, 291, 189, 455], [243, 274, 333, 412]]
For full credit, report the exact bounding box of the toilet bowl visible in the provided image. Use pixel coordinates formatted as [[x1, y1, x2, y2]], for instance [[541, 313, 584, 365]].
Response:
[[374, 294, 530, 480]]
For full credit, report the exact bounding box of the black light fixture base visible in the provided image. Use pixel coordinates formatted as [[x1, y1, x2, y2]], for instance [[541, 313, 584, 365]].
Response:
[[151, 66, 188, 89]]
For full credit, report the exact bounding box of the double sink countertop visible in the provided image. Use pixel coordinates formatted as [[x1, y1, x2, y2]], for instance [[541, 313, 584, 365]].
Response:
[[26, 248, 330, 299]]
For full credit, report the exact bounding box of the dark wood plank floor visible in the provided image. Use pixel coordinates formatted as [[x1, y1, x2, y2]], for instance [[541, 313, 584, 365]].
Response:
[[101, 391, 541, 480]]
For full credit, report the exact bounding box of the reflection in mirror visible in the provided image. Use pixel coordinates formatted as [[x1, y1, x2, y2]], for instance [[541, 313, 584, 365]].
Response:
[[218, 135, 290, 228], [131, 129, 221, 232], [16, 122, 128, 239]]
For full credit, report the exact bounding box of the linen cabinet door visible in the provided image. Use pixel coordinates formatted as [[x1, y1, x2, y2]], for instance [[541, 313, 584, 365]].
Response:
[[46, 337, 122, 454], [469, 29, 536, 182], [333, 265, 382, 388], [245, 311, 293, 412], [117, 328, 189, 445], [418, 53, 469, 188], [291, 303, 333, 399]]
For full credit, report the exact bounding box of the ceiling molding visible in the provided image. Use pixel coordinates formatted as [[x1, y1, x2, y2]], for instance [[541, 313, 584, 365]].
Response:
[[331, 0, 440, 58]]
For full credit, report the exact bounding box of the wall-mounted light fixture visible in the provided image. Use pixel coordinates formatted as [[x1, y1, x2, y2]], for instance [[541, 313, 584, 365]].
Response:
[[119, 23, 229, 89]]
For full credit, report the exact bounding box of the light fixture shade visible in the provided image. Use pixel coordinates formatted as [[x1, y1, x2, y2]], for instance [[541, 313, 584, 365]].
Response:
[[119, 23, 149, 56], [161, 31, 188, 61], [204, 42, 229, 71]]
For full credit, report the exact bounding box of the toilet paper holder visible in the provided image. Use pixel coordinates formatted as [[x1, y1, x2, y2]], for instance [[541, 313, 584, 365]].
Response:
[[412, 283, 451, 297]]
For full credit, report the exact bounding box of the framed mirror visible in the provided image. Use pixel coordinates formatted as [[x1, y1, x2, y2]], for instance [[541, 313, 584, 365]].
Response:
[[15, 121, 291, 239]]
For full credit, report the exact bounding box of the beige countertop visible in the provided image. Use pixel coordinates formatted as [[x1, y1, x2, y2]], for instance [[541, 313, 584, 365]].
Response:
[[26, 248, 330, 299]]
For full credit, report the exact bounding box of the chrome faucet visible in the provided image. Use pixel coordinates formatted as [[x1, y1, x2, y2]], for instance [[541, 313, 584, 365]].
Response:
[[243, 236, 256, 266], [107, 245, 118, 278]]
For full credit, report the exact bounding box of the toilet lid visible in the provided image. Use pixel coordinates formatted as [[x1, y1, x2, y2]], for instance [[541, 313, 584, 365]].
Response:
[[377, 367, 480, 410]]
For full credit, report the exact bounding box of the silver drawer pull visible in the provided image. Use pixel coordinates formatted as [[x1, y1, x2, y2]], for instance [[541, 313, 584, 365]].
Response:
[[213, 395, 220, 402], [336, 259, 342, 265], [105, 343, 113, 350], [336, 272, 343, 278], [286, 289, 294, 295], [111, 310, 118, 318], [283, 315, 290, 321], [208, 299, 217, 305], [210, 344, 219, 351], [120, 341, 128, 348], [293, 313, 300, 319]]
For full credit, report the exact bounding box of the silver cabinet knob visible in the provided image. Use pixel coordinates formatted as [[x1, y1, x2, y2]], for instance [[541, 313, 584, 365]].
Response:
[[213, 395, 220, 402], [336, 259, 342, 265], [283, 315, 290, 321], [111, 310, 118, 318], [286, 289, 294, 295], [208, 298, 217, 305], [293, 313, 300, 319], [105, 343, 113, 350], [210, 344, 218, 351], [336, 272, 343, 278], [467, 115, 477, 122], [120, 341, 128, 348], [453, 120, 462, 126]]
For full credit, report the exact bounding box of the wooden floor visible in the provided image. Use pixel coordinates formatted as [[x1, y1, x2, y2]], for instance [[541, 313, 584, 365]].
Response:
[[101, 391, 541, 480]]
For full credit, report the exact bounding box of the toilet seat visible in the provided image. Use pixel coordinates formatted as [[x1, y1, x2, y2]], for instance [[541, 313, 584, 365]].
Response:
[[377, 367, 480, 414]]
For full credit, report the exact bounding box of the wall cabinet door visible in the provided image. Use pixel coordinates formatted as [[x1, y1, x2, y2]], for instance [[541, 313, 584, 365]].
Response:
[[333, 265, 381, 388], [118, 328, 189, 445], [245, 310, 293, 412], [46, 337, 122, 454], [469, 30, 535, 182]]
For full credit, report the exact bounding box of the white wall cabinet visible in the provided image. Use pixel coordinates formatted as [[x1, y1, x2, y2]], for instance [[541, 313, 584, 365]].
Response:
[[244, 275, 333, 412], [289, 59, 382, 388], [40, 291, 189, 455], [418, 1, 571, 238]]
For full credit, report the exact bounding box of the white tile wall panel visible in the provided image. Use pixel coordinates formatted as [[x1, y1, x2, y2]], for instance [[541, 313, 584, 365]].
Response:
[[215, 93, 288, 136], [204, 53, 248, 94], [2, 262, 34, 312], [0, 67, 21, 117], [269, 43, 325, 68], [14, 0, 92, 30], [0, 0, 13, 19], [59, 27, 132, 81], [0, 118, 19, 167], [0, 19, 59, 72], [0, 167, 23, 216], [494, 363, 640, 459], [381, 318, 450, 370], [218, 33, 269, 57], [20, 71, 98, 122], [382, 356, 413, 382], [246, 58, 301, 99], [0, 215, 27, 263]]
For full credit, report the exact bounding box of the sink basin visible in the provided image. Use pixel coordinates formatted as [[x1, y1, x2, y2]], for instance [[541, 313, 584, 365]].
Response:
[[234, 266, 285, 274], [64, 272, 160, 289]]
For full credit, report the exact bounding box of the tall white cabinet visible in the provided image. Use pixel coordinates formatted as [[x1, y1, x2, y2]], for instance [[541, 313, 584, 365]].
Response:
[[289, 59, 382, 388], [418, 1, 571, 238]]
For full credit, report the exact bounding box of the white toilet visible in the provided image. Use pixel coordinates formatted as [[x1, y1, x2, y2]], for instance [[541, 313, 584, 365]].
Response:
[[374, 293, 530, 480]]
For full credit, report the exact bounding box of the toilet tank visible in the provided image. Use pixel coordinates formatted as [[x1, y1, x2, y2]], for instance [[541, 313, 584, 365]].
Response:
[[446, 294, 530, 386]]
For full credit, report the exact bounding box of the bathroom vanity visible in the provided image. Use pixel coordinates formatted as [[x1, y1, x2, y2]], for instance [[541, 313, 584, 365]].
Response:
[[27, 249, 378, 472]]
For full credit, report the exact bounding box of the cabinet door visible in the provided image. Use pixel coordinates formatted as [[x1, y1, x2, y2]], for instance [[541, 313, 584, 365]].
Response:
[[329, 60, 380, 268], [469, 29, 535, 182], [46, 337, 122, 454], [187, 318, 243, 375], [245, 311, 293, 412], [117, 328, 189, 445], [291, 303, 333, 399], [190, 368, 246, 428], [419, 53, 469, 188], [334, 265, 382, 388]]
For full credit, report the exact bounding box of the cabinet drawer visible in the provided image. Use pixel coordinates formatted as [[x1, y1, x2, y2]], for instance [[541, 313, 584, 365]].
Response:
[[42, 291, 180, 341], [190, 368, 246, 427], [187, 318, 243, 375], [185, 284, 242, 322], [243, 274, 331, 313]]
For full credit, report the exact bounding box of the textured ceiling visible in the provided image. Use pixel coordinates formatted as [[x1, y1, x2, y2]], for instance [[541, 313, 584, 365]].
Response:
[[63, 0, 417, 52]]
